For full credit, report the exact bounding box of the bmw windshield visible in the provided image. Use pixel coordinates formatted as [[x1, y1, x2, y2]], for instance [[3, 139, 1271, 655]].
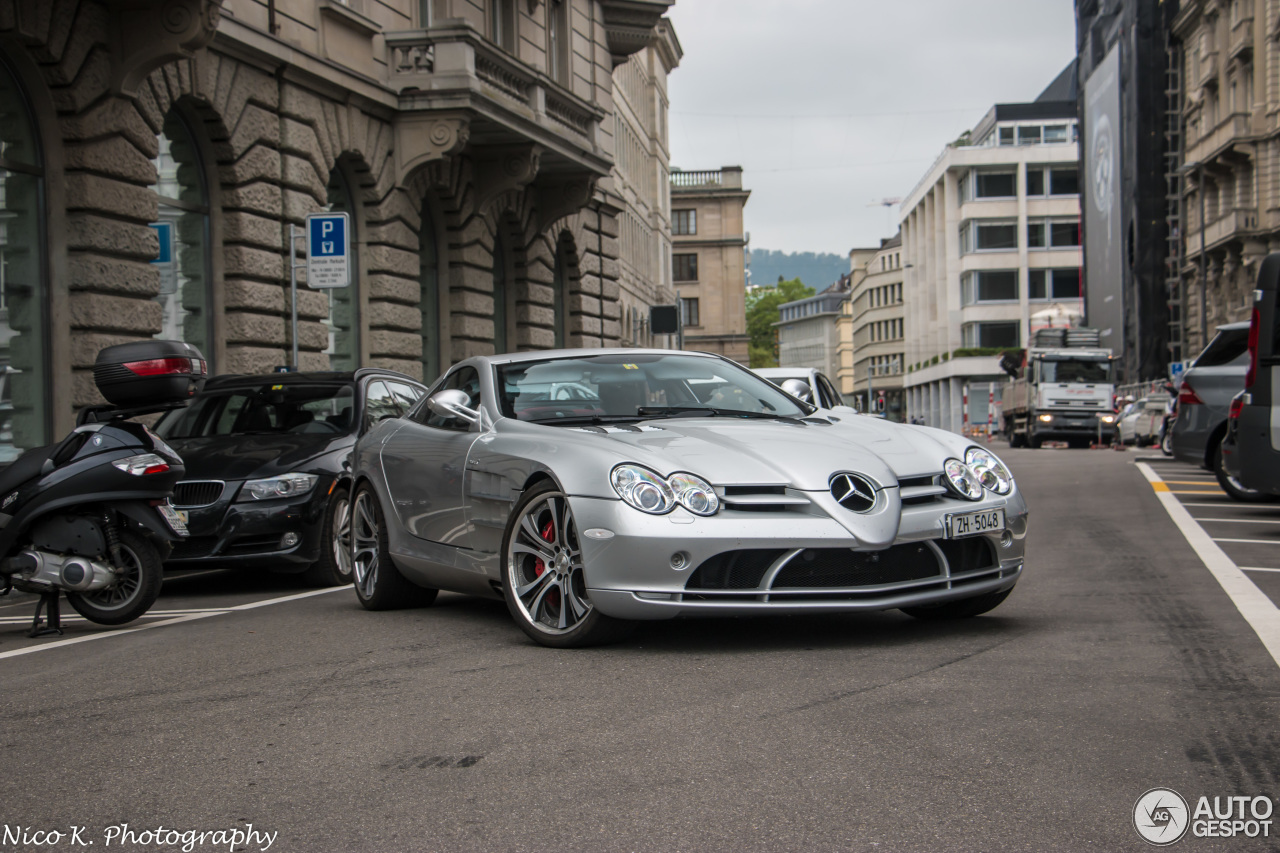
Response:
[[497, 353, 815, 423]]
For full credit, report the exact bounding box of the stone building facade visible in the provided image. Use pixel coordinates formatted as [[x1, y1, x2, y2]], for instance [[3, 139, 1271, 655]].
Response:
[[668, 165, 749, 363], [1171, 0, 1280, 354], [843, 236, 905, 419], [0, 0, 676, 457]]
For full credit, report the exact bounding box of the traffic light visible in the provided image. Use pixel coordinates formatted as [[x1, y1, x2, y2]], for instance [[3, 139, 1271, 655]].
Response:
[[876, 395, 885, 413]]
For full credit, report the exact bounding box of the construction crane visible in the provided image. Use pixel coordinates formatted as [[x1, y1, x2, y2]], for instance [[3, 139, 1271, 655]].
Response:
[[867, 198, 903, 235]]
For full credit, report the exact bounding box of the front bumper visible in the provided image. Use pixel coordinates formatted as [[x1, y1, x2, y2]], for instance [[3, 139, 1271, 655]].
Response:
[[1031, 413, 1116, 440], [571, 488, 1028, 620], [165, 479, 332, 570]]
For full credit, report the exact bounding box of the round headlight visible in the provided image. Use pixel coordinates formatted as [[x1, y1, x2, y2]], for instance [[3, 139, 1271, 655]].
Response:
[[668, 472, 720, 516], [611, 464, 675, 514], [943, 458, 984, 501], [964, 446, 1013, 495]]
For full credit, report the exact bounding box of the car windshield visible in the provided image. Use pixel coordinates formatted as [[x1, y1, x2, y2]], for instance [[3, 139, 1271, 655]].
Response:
[[155, 383, 356, 438], [497, 353, 814, 423], [1037, 358, 1113, 383]]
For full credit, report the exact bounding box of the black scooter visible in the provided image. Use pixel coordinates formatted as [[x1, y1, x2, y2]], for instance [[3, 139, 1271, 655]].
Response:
[[0, 341, 206, 637]]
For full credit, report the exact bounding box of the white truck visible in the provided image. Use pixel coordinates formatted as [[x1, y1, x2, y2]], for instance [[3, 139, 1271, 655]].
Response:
[[1000, 328, 1118, 448]]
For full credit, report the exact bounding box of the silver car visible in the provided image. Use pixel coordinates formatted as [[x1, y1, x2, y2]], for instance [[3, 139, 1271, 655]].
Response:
[[349, 349, 1028, 647], [1171, 322, 1252, 494]]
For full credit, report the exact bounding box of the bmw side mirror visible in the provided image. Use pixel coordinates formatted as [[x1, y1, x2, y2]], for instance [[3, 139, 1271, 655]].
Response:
[[428, 389, 481, 425], [780, 378, 813, 402]]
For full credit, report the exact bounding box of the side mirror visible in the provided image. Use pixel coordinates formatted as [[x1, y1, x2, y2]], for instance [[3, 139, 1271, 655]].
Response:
[[428, 389, 481, 425], [780, 378, 813, 402]]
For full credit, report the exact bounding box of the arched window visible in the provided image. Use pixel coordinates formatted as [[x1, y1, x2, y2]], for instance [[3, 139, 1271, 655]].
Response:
[[419, 204, 441, 381], [0, 52, 49, 458], [151, 110, 213, 366], [324, 166, 360, 371], [492, 231, 508, 354]]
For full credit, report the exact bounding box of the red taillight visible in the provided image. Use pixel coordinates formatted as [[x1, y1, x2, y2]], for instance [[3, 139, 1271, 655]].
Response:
[[1178, 380, 1204, 406], [1229, 396, 1245, 420], [1246, 307, 1261, 389], [124, 357, 194, 377]]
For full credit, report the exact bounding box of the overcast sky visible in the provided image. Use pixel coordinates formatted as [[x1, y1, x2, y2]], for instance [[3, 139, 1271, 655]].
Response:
[[664, 0, 1078, 260]]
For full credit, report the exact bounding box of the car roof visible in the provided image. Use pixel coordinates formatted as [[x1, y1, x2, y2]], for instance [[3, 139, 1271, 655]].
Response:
[[479, 347, 724, 366], [200, 368, 420, 390], [1215, 321, 1252, 332], [753, 367, 817, 378]]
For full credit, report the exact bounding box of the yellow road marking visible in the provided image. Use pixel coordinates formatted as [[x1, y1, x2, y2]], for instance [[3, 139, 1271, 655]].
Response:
[[1151, 482, 1170, 492], [1171, 490, 1226, 495]]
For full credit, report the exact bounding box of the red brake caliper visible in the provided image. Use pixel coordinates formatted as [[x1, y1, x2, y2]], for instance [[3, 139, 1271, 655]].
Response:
[[533, 518, 555, 577]]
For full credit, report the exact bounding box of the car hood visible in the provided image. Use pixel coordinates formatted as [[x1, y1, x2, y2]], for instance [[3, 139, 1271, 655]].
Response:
[[498, 414, 970, 493], [165, 434, 352, 481]]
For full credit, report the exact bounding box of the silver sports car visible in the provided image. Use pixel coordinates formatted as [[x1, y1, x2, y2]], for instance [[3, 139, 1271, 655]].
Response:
[[349, 349, 1028, 647]]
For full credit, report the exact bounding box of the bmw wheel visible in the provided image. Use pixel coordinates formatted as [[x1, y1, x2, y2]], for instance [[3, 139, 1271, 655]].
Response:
[[351, 483, 438, 610], [501, 481, 632, 648], [300, 488, 353, 587]]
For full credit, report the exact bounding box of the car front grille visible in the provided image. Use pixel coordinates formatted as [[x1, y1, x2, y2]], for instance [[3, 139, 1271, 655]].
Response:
[[684, 538, 1000, 598], [173, 480, 225, 508]]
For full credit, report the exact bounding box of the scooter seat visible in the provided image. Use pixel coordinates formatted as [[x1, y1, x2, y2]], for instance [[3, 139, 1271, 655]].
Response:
[[0, 444, 57, 498]]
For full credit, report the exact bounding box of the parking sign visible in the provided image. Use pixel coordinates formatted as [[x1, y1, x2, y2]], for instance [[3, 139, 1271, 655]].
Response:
[[306, 212, 351, 289]]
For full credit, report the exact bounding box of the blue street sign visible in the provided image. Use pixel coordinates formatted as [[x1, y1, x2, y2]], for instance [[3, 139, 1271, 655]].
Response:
[[306, 212, 351, 289], [150, 222, 173, 264], [1169, 361, 1185, 382]]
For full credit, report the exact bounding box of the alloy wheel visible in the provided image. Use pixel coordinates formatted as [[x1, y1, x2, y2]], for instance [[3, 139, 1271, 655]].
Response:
[[331, 494, 353, 580], [351, 491, 381, 598], [80, 544, 143, 610], [507, 492, 592, 634]]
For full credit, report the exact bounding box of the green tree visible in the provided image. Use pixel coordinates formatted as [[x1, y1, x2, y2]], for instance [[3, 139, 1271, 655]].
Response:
[[746, 277, 814, 368]]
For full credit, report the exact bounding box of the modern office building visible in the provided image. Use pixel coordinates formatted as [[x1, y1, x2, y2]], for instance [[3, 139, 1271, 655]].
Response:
[[900, 76, 1082, 430], [844, 236, 905, 419], [0, 0, 677, 457], [776, 280, 850, 382], [668, 166, 750, 364]]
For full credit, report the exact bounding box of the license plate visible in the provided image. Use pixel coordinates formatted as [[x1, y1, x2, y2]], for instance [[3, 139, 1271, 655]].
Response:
[[157, 504, 189, 537], [946, 508, 1005, 538]]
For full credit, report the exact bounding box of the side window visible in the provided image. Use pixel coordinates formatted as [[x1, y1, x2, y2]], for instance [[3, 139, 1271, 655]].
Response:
[[364, 381, 401, 427], [425, 367, 482, 431], [388, 381, 425, 415], [818, 375, 843, 408]]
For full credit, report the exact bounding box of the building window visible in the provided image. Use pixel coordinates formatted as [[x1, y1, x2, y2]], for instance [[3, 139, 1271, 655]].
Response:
[[680, 297, 699, 327], [673, 252, 698, 281], [999, 127, 1016, 146], [491, 0, 515, 51], [1027, 219, 1081, 248], [1050, 168, 1078, 196], [1044, 125, 1069, 143], [553, 239, 568, 348], [974, 171, 1016, 199], [672, 209, 696, 235], [962, 321, 1020, 348], [324, 165, 360, 371], [1017, 125, 1042, 145], [151, 110, 213, 368], [547, 0, 568, 84], [419, 204, 442, 382], [961, 270, 1018, 305], [1029, 268, 1082, 300], [417, 0, 431, 26], [961, 220, 1018, 252], [0, 53, 49, 456]]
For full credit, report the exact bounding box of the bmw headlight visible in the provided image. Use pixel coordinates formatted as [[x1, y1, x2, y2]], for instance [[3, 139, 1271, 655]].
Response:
[[943, 458, 984, 501], [667, 472, 720, 516], [237, 473, 319, 502], [611, 465, 676, 514], [964, 446, 1013, 495]]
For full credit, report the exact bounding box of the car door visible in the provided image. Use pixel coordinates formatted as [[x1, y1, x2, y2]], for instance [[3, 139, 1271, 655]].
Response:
[[379, 367, 482, 546], [816, 373, 844, 408]]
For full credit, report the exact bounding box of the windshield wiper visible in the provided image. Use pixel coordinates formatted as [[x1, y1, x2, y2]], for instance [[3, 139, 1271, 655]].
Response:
[[525, 414, 644, 426], [636, 406, 800, 420]]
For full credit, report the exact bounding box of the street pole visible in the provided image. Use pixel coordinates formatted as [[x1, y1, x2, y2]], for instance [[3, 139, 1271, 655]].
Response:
[[866, 361, 874, 415], [289, 223, 303, 370], [675, 288, 684, 351]]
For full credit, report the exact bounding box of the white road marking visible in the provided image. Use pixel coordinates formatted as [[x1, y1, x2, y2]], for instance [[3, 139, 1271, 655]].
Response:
[[0, 608, 236, 626], [1212, 538, 1280, 545], [1138, 462, 1280, 671], [1195, 518, 1280, 524], [1179, 502, 1241, 508], [0, 586, 352, 661], [1243, 567, 1280, 574]]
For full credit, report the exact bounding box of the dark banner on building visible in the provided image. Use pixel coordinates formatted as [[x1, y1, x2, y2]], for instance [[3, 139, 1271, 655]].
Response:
[[1082, 45, 1123, 357]]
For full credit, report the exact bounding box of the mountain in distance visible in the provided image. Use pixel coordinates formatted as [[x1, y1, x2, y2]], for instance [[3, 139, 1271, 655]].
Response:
[[749, 249, 847, 290]]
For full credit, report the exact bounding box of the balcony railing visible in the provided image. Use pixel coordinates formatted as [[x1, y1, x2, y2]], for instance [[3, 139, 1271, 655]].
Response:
[[670, 168, 743, 190], [1230, 18, 1254, 61], [1186, 111, 1251, 164], [384, 24, 602, 145], [1201, 208, 1259, 251]]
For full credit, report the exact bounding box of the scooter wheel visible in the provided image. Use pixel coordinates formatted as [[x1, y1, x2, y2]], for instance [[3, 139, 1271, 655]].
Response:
[[66, 529, 164, 626]]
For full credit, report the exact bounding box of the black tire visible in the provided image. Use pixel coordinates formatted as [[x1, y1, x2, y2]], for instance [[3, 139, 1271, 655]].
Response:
[[1028, 434, 1042, 449], [350, 484, 438, 610], [501, 481, 633, 648], [66, 529, 164, 626], [1213, 443, 1273, 503], [901, 587, 1013, 620], [300, 487, 353, 587]]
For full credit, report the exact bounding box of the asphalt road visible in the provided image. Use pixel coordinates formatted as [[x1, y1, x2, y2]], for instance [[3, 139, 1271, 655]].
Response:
[[2, 447, 1279, 852]]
